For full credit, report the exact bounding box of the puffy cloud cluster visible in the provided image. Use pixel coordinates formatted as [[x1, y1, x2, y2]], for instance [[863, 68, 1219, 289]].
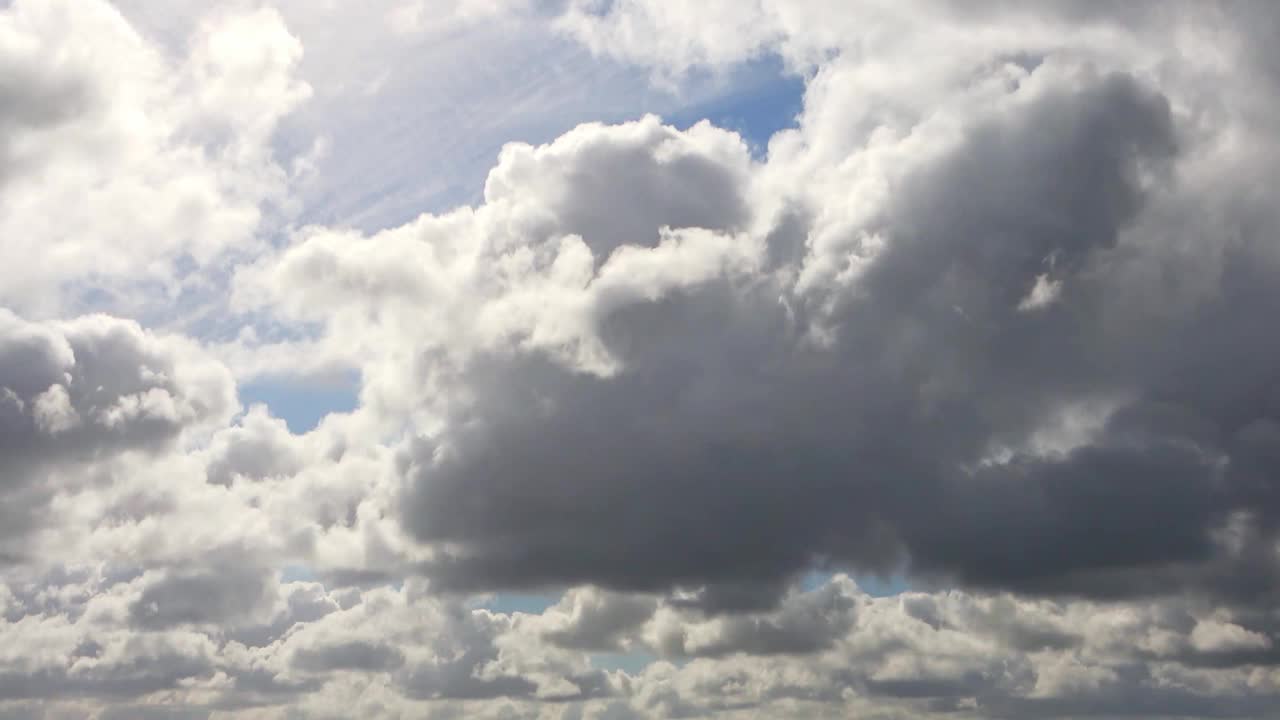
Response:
[[4, 0, 1280, 717], [244, 32, 1280, 608], [8, 573, 1280, 718], [0, 310, 235, 558], [0, 0, 309, 317]]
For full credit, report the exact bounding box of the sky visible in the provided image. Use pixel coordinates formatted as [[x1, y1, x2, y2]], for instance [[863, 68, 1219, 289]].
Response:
[[3, 1, 1280, 718]]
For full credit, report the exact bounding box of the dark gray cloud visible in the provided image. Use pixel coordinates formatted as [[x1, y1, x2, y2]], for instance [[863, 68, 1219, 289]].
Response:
[[0, 311, 235, 556], [292, 640, 405, 673], [398, 68, 1269, 612], [0, 648, 214, 701], [129, 563, 274, 630], [0, 311, 235, 473], [660, 579, 859, 658]]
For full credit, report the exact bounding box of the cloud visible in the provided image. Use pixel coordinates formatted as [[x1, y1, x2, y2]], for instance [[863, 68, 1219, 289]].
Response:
[[226, 0, 1280, 625], [0, 310, 235, 556], [535, 587, 659, 652], [128, 563, 275, 630], [204, 405, 304, 486], [292, 640, 405, 673], [5, 0, 1280, 718], [369, 68, 1200, 605], [0, 0, 309, 317], [3, 571, 1280, 716], [647, 577, 859, 658]]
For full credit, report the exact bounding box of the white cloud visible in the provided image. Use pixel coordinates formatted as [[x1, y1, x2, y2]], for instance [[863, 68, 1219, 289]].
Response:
[[31, 384, 80, 435], [0, 0, 309, 318]]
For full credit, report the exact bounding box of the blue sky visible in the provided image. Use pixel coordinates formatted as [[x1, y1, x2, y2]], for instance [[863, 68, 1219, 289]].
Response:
[[666, 56, 806, 157]]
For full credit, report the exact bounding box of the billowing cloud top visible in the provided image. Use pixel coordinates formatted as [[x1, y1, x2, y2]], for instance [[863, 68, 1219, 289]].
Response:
[[4, 1, 1280, 718]]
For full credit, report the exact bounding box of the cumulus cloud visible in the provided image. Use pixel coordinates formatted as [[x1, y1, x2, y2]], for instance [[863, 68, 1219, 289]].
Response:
[[0, 0, 309, 317], [0, 310, 235, 557], [4, 0, 1280, 718], [7, 570, 1280, 717], [347, 67, 1212, 607], [534, 587, 659, 652]]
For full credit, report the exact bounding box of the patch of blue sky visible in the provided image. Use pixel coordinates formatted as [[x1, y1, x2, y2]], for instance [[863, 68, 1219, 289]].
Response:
[[280, 564, 318, 583], [294, 48, 805, 232], [472, 592, 560, 615], [800, 569, 910, 597], [665, 54, 806, 158], [239, 371, 360, 433], [591, 651, 665, 675]]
